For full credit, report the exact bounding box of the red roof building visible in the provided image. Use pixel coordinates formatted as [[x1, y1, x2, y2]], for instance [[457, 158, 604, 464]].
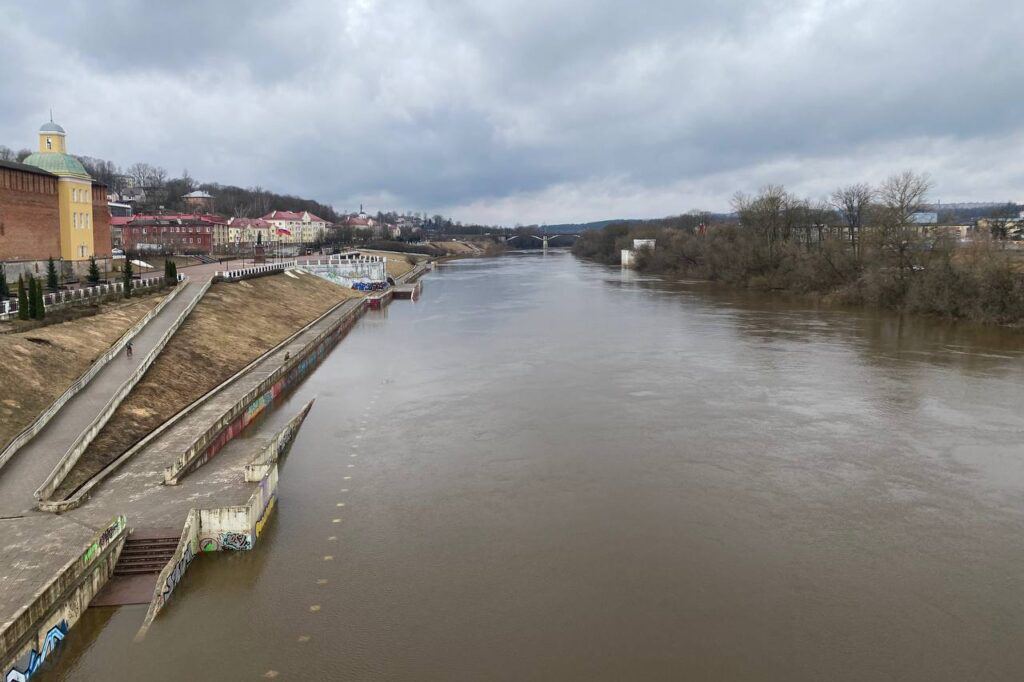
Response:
[[261, 210, 331, 243], [121, 213, 226, 254]]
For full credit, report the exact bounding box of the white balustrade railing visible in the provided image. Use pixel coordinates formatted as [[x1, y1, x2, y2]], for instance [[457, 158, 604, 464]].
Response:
[[214, 260, 299, 282], [0, 275, 173, 320]]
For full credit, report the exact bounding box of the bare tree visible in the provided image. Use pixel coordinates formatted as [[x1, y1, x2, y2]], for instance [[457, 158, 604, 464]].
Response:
[[831, 182, 874, 253], [127, 162, 168, 189], [0, 145, 13, 161], [734, 185, 793, 262], [876, 170, 932, 282], [879, 170, 931, 224]]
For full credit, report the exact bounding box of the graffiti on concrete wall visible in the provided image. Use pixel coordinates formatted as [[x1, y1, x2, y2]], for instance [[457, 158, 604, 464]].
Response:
[[199, 537, 220, 552], [161, 542, 195, 602], [221, 532, 252, 551], [80, 515, 126, 567], [243, 389, 274, 426], [254, 494, 277, 538], [184, 310, 357, 480], [5, 619, 67, 682]]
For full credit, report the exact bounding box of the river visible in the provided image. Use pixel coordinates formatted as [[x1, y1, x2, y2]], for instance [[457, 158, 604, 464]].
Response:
[[41, 252, 1024, 680]]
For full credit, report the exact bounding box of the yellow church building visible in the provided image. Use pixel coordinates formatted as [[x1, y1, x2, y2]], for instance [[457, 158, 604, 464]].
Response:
[[21, 120, 99, 261]]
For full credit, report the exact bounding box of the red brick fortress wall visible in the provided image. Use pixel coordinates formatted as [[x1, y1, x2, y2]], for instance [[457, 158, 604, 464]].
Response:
[[91, 184, 112, 258], [0, 166, 61, 261]]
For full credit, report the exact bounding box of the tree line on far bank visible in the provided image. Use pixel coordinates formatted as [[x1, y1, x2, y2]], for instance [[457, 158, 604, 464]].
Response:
[[572, 171, 1024, 325]]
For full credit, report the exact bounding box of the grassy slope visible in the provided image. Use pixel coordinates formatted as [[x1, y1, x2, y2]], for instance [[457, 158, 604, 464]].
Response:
[[0, 294, 166, 451], [56, 272, 361, 496]]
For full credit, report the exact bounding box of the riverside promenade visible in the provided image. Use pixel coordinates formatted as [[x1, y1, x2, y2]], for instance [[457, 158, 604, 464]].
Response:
[[1, 288, 369, 659], [1, 255, 428, 677], [0, 273, 213, 519]]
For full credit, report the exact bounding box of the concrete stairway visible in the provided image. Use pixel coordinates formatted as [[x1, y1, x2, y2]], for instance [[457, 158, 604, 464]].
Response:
[[91, 529, 182, 607], [114, 534, 179, 576]]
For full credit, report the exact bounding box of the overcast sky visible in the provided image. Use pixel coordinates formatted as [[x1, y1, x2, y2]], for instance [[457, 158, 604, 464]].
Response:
[[1, 0, 1022, 224]]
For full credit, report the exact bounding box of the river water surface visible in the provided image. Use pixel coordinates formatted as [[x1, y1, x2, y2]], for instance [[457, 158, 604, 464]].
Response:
[[42, 252, 1024, 680]]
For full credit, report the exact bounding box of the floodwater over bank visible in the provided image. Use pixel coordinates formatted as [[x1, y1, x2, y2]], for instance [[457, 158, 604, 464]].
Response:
[[42, 252, 1024, 680]]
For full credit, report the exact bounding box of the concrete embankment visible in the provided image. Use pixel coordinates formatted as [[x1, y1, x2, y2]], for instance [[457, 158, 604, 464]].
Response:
[[44, 271, 361, 503], [42, 286, 367, 510], [138, 400, 314, 635], [1, 266, 424, 672], [0, 279, 204, 519], [161, 296, 363, 484], [1, 516, 127, 680], [33, 278, 213, 506]]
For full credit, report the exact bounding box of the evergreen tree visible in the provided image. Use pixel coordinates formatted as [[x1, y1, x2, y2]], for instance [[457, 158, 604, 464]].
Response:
[[26, 275, 38, 319], [122, 258, 134, 298], [170, 261, 178, 283], [0, 263, 9, 300], [33, 276, 45, 319], [46, 257, 59, 292], [87, 256, 101, 285], [17, 275, 29, 321]]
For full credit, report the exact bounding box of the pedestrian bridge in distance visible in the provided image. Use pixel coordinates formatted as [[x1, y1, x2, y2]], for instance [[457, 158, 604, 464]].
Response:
[[504, 233, 580, 248]]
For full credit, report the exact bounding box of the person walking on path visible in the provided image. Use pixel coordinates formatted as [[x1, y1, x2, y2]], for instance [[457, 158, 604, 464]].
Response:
[[126, 340, 133, 358]]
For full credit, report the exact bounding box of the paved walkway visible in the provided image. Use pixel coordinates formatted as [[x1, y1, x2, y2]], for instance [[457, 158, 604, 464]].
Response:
[[0, 294, 363, 636], [0, 274, 212, 518], [80, 296, 363, 503]]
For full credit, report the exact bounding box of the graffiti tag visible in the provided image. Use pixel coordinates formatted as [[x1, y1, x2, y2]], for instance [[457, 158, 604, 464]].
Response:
[[221, 532, 251, 551], [5, 620, 67, 682], [80, 515, 125, 567], [255, 494, 277, 538], [161, 542, 195, 601]]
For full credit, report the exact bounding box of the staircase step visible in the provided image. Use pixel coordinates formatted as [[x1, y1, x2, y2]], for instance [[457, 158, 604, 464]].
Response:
[[109, 529, 183, 578], [115, 566, 166, 574], [119, 551, 172, 560], [124, 539, 179, 547], [120, 541, 178, 551]]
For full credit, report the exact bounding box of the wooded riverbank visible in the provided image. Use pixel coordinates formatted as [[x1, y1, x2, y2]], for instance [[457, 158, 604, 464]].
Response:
[[573, 177, 1024, 326]]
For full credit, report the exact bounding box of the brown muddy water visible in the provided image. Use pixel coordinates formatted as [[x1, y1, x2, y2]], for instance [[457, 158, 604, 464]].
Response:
[[40, 252, 1024, 680]]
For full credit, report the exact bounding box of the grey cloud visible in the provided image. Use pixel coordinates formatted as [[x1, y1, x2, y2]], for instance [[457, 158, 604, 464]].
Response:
[[1, 0, 1022, 223]]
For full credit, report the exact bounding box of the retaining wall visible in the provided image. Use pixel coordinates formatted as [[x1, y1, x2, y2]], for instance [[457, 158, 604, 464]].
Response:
[[367, 289, 393, 310], [396, 261, 430, 285], [163, 300, 365, 484], [0, 280, 190, 474], [34, 278, 214, 508], [45, 297, 355, 512], [138, 402, 311, 634], [1, 516, 127, 680], [136, 509, 199, 640]]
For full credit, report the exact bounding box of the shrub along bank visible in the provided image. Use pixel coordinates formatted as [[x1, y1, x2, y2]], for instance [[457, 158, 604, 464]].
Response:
[[573, 175, 1024, 325]]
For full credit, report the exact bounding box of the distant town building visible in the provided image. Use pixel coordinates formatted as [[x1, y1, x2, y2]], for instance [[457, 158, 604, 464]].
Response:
[[621, 239, 656, 268], [975, 217, 1024, 240], [121, 213, 225, 254], [182, 190, 215, 212], [0, 118, 112, 280], [261, 210, 330, 244], [224, 217, 273, 247], [108, 202, 133, 250], [108, 201, 132, 218], [110, 215, 131, 250]]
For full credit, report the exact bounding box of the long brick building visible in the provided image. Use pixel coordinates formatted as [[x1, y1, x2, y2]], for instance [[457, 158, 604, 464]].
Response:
[[0, 119, 111, 281], [121, 213, 224, 254]]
